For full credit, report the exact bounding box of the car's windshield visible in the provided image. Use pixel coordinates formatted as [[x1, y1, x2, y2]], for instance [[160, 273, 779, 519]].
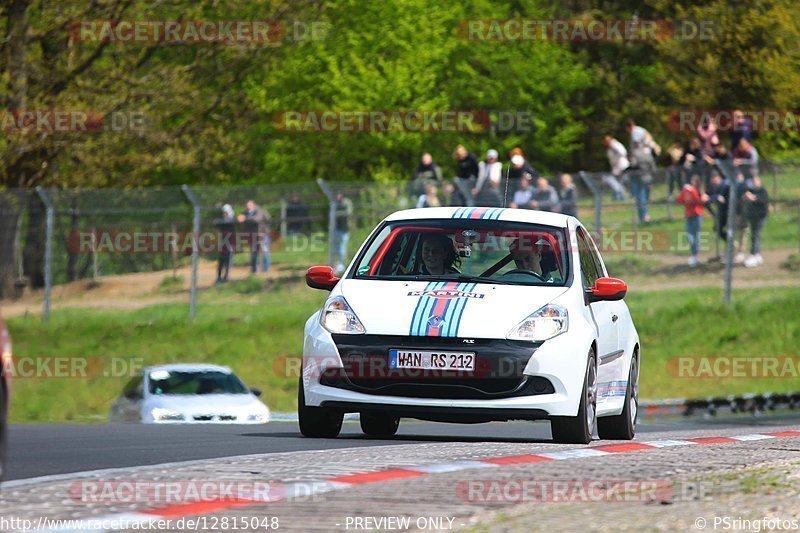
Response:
[[148, 370, 249, 395], [351, 220, 570, 286]]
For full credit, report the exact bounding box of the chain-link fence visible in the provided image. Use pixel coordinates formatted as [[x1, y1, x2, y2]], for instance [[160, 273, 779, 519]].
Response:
[[1, 159, 798, 321]]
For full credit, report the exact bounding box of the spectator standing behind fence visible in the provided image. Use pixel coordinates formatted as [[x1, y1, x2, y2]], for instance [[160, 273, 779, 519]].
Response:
[[601, 134, 629, 201], [472, 149, 503, 205], [410, 153, 442, 198], [451, 144, 479, 207], [509, 173, 535, 208], [665, 141, 684, 200], [677, 175, 709, 267], [696, 116, 719, 157], [332, 190, 353, 275], [214, 204, 236, 284], [238, 200, 270, 274], [731, 110, 753, 152], [558, 173, 577, 217], [706, 172, 728, 243], [530, 177, 561, 213], [626, 119, 660, 223], [742, 175, 769, 268], [474, 175, 504, 207], [507, 151, 538, 205], [286, 192, 310, 235], [733, 138, 759, 181], [416, 182, 441, 208], [680, 138, 703, 185]]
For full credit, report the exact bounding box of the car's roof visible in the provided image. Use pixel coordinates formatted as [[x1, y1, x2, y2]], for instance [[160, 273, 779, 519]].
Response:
[[384, 207, 576, 227], [145, 363, 232, 374]]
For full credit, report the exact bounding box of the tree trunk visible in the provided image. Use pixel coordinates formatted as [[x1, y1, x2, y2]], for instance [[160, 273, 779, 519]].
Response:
[[0, 194, 24, 299]]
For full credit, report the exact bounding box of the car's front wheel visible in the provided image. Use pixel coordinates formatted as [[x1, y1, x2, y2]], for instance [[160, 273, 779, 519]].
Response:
[[360, 412, 400, 437], [298, 378, 343, 438], [598, 352, 638, 440], [551, 349, 597, 444]]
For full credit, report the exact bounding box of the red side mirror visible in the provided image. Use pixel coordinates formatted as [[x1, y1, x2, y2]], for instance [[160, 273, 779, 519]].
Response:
[[306, 266, 340, 291], [587, 277, 627, 303]]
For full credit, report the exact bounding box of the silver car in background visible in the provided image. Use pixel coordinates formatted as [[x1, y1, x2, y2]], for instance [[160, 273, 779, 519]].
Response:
[[110, 363, 270, 424]]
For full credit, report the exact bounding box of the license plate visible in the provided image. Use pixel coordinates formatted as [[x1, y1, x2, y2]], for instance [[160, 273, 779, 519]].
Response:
[[388, 349, 475, 371]]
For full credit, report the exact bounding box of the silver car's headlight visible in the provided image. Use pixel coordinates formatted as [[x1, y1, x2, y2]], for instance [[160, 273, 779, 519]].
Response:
[[150, 408, 185, 421], [319, 296, 365, 334], [507, 304, 568, 342]]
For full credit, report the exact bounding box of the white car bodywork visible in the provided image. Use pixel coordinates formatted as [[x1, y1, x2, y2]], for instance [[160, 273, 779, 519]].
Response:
[[302, 208, 639, 426], [109, 363, 270, 424]]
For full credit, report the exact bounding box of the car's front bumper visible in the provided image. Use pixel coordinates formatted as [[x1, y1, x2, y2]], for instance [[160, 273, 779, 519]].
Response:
[[303, 316, 589, 419]]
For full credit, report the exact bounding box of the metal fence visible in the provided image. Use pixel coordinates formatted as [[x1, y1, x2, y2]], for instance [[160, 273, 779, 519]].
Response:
[[1, 159, 798, 321]]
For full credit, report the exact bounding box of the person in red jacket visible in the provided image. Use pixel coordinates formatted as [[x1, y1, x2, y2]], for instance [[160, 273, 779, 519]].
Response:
[[677, 174, 709, 267]]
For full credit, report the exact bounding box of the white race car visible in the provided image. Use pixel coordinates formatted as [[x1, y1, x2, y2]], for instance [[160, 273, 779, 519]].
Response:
[[300, 207, 639, 444]]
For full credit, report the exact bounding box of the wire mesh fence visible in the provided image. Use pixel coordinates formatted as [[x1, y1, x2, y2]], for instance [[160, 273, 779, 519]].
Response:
[[0, 158, 797, 321]]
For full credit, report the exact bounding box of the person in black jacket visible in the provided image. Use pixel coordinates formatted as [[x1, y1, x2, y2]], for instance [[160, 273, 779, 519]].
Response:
[[558, 173, 578, 217], [742, 175, 769, 268], [214, 204, 236, 283], [451, 145, 480, 207], [286, 193, 310, 235], [410, 153, 443, 199]]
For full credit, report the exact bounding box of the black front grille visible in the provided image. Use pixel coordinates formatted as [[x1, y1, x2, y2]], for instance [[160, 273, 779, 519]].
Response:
[[325, 335, 552, 400]]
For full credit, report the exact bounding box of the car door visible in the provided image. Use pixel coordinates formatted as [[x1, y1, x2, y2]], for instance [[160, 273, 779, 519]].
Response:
[[576, 228, 619, 373]]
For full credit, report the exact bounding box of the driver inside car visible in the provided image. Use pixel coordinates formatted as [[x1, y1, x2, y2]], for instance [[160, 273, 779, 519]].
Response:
[[417, 233, 461, 276], [504, 237, 554, 282]]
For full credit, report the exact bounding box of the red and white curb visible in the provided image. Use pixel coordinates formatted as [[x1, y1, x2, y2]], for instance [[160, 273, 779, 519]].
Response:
[[21, 429, 800, 533]]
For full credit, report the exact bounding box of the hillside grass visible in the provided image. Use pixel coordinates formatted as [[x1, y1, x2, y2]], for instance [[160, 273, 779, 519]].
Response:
[[5, 282, 799, 422]]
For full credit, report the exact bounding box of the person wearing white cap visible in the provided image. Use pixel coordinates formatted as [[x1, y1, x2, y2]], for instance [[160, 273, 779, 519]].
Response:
[[215, 204, 237, 283], [473, 149, 503, 206], [506, 151, 538, 206]]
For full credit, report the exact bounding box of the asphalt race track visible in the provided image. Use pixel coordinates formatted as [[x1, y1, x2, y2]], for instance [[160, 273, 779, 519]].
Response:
[[7, 414, 800, 481]]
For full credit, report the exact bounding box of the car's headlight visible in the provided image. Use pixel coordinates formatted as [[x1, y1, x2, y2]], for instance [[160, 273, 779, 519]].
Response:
[[319, 296, 365, 334], [150, 408, 185, 421], [507, 304, 568, 342]]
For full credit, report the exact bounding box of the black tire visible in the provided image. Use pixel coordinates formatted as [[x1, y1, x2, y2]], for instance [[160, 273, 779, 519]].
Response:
[[598, 353, 639, 440], [551, 349, 597, 444], [360, 412, 400, 437], [298, 378, 343, 438]]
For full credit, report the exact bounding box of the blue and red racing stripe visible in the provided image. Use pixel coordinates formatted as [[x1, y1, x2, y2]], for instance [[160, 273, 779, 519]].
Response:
[[451, 207, 504, 220], [408, 281, 480, 337]]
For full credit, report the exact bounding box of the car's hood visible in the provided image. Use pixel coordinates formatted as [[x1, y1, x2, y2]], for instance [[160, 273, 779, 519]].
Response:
[[339, 279, 569, 338]]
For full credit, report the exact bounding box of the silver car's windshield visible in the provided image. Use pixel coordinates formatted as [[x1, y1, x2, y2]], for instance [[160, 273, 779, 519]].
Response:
[[148, 370, 249, 395]]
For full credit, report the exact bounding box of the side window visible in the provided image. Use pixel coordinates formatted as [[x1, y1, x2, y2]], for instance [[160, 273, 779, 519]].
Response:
[[576, 228, 600, 288], [583, 229, 607, 278], [122, 375, 144, 400]]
